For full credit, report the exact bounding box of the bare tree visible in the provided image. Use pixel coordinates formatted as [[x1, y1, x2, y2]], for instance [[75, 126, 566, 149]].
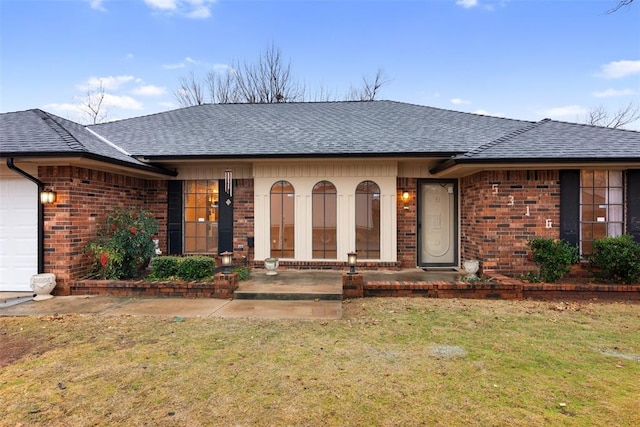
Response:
[[79, 80, 108, 124], [174, 45, 390, 106], [608, 0, 634, 13], [233, 44, 304, 103], [586, 101, 640, 129], [345, 69, 390, 101], [174, 71, 207, 107]]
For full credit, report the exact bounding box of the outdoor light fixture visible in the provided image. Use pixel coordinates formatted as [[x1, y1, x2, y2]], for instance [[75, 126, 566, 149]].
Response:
[[347, 251, 357, 275], [40, 189, 57, 204], [220, 251, 233, 274], [401, 191, 410, 203]]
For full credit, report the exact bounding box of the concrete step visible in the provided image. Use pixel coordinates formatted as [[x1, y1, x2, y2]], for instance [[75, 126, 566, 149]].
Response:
[[234, 271, 343, 301], [233, 282, 342, 301]]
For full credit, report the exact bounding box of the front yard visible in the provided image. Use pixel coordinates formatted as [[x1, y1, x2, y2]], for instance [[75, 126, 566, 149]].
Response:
[[1, 298, 639, 426]]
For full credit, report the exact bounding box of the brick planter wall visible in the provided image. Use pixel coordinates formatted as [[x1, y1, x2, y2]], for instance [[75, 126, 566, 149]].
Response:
[[40, 166, 167, 295], [70, 273, 239, 299]]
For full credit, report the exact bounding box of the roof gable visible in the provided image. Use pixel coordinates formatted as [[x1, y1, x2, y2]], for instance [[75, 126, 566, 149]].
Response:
[[0, 109, 169, 173]]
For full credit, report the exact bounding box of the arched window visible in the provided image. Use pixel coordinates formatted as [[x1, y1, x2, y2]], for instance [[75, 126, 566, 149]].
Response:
[[270, 181, 295, 258], [312, 181, 337, 259], [355, 180, 380, 259]]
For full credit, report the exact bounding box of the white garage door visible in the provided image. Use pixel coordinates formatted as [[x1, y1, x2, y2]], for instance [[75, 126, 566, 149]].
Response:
[[0, 177, 38, 291]]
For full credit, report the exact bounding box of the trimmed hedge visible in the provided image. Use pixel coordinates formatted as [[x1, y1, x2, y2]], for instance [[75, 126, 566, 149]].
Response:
[[150, 256, 216, 281], [590, 235, 640, 284]]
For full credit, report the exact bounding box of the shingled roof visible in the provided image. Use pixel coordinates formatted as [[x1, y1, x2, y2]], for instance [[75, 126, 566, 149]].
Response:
[[3, 102, 639, 170], [459, 118, 640, 161], [0, 109, 172, 174], [89, 101, 532, 159]]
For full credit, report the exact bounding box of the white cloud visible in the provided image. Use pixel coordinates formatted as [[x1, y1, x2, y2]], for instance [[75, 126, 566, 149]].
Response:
[[159, 101, 176, 108], [163, 62, 186, 70], [593, 88, 636, 98], [451, 98, 471, 105], [212, 63, 233, 72], [78, 75, 135, 91], [132, 85, 167, 96], [144, 0, 178, 11], [598, 60, 640, 79], [102, 93, 143, 110], [456, 0, 478, 8], [543, 105, 587, 118], [87, 0, 107, 11], [163, 57, 201, 69], [43, 102, 83, 114], [144, 0, 216, 19]]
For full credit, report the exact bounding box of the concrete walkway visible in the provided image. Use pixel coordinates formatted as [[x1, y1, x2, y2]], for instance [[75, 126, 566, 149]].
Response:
[[0, 294, 342, 320], [0, 268, 462, 320]]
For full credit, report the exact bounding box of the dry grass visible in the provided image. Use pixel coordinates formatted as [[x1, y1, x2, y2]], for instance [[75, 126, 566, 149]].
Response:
[[1, 298, 639, 426]]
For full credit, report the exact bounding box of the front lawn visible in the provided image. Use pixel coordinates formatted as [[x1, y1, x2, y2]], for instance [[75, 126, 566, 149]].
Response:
[[1, 298, 639, 426]]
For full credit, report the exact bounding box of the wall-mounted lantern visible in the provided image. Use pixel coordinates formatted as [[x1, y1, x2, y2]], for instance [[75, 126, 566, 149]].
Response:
[[220, 251, 233, 274], [347, 251, 358, 275], [401, 190, 411, 209], [40, 189, 57, 204]]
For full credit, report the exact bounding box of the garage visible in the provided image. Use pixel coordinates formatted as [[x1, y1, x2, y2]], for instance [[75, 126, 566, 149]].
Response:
[[0, 176, 38, 291]]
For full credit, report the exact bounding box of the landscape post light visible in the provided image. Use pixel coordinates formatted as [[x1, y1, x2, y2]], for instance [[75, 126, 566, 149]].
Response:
[[347, 251, 357, 275], [221, 251, 233, 275]]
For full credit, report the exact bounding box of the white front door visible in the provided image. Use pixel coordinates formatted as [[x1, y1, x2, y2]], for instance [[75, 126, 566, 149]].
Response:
[[0, 177, 38, 291], [419, 181, 457, 266]]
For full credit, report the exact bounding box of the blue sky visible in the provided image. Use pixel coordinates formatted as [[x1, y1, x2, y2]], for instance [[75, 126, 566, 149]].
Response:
[[1, 0, 639, 129]]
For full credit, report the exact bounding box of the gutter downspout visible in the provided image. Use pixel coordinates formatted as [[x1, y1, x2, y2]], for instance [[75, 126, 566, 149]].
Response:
[[6, 158, 44, 274]]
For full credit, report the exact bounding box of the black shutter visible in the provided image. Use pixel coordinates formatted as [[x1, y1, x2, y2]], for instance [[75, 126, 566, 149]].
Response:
[[167, 180, 183, 255], [218, 178, 234, 253], [559, 170, 580, 247], [627, 170, 640, 242]]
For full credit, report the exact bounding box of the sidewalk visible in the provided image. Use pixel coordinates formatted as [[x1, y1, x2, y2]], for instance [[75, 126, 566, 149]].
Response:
[[0, 294, 342, 320]]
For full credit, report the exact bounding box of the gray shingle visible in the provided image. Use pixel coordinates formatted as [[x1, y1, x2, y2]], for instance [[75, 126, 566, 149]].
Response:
[[90, 101, 532, 158], [0, 109, 161, 169], [460, 119, 640, 161]]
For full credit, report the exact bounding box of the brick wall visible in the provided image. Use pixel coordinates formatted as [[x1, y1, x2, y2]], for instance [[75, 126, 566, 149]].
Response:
[[460, 170, 560, 275], [39, 166, 167, 294], [232, 178, 254, 266], [397, 177, 417, 268]]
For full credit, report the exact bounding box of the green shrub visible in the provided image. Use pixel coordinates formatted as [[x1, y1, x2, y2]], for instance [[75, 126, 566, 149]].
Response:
[[177, 256, 216, 281], [150, 256, 182, 279], [589, 235, 640, 284], [233, 266, 251, 281], [85, 208, 158, 280], [528, 238, 579, 283]]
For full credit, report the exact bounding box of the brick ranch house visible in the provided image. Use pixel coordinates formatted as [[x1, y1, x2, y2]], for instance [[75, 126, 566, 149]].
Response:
[[1, 100, 639, 294]]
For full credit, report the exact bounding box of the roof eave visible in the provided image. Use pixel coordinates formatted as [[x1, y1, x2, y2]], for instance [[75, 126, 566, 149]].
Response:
[[430, 157, 640, 177], [0, 151, 177, 177], [137, 151, 463, 161]]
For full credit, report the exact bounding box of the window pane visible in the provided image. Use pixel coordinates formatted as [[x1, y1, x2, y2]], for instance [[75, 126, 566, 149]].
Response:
[[609, 171, 623, 187], [271, 181, 294, 258], [594, 170, 607, 187], [184, 180, 218, 254], [355, 180, 380, 259], [312, 181, 337, 259], [581, 170, 593, 186], [579, 170, 625, 255]]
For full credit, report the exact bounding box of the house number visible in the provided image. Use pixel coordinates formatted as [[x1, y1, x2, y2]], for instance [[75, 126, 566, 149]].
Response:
[[545, 219, 552, 229], [508, 195, 514, 207], [492, 184, 499, 194]]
